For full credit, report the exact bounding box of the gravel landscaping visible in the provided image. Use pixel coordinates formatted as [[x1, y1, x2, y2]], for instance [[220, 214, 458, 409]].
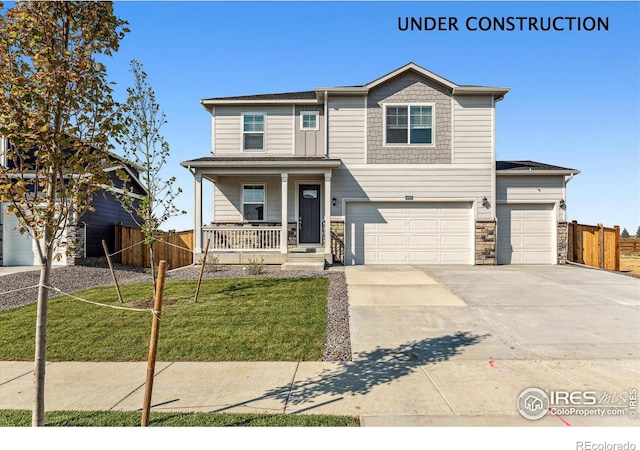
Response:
[[0, 263, 351, 361]]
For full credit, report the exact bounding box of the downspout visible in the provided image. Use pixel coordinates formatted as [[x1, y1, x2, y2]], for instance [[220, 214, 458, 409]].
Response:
[[324, 91, 328, 157], [491, 95, 498, 265]]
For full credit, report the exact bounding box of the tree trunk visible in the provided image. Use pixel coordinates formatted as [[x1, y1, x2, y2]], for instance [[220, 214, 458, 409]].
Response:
[[149, 245, 157, 294], [32, 246, 53, 427]]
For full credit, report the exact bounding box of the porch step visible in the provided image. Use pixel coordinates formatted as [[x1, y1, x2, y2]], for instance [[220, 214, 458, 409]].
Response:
[[288, 247, 323, 254], [281, 261, 326, 271]]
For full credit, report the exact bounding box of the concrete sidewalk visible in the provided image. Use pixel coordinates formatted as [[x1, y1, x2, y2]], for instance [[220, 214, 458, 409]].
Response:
[[1, 358, 637, 426], [1, 265, 638, 426]]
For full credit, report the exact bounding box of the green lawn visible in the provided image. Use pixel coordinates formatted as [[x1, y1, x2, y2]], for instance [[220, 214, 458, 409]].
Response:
[[0, 409, 359, 427], [0, 278, 329, 361]]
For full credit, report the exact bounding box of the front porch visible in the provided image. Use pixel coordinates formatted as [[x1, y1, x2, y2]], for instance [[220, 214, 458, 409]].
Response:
[[182, 157, 342, 267]]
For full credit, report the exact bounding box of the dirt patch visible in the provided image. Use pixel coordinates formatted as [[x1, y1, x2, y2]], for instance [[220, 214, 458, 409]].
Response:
[[133, 298, 177, 309], [620, 255, 640, 276]]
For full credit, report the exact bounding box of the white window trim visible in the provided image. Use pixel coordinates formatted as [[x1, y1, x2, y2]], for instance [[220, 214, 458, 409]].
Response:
[[300, 110, 319, 131], [241, 112, 267, 152], [382, 103, 435, 147], [241, 183, 267, 222]]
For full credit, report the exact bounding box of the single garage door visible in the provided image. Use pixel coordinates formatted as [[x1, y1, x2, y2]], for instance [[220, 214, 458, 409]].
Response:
[[345, 202, 473, 265], [497, 204, 555, 265]]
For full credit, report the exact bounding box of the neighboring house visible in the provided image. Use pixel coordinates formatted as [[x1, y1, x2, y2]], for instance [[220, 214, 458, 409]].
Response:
[[0, 137, 146, 266], [181, 62, 580, 268]]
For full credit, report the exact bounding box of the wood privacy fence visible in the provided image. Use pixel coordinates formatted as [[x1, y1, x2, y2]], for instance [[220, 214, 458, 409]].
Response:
[[567, 221, 620, 271], [620, 239, 640, 254], [114, 223, 194, 269]]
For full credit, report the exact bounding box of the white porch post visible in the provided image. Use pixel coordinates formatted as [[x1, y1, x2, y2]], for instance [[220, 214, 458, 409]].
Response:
[[324, 171, 332, 257], [194, 173, 203, 263], [280, 173, 288, 254]]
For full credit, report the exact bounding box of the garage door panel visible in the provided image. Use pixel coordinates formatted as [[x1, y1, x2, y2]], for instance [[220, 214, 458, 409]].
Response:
[[409, 219, 438, 231], [441, 218, 470, 231], [440, 235, 472, 247], [346, 202, 473, 265], [440, 251, 473, 263], [409, 235, 439, 246], [497, 204, 554, 265], [378, 235, 409, 246], [408, 251, 439, 264]]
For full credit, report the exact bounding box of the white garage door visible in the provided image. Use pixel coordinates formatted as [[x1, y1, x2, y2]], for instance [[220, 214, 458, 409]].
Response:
[[2, 204, 37, 266], [345, 202, 473, 265], [497, 204, 555, 265]]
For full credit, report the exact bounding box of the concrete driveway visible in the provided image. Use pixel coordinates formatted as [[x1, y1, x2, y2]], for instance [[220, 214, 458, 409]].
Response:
[[346, 264, 640, 426]]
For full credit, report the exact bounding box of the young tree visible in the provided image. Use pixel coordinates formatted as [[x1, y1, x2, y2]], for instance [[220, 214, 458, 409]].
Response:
[[636, 226, 640, 239], [117, 60, 184, 290], [621, 228, 629, 239], [0, 1, 127, 426]]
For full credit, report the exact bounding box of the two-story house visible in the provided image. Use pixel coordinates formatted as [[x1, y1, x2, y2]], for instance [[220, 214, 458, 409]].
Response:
[[0, 137, 146, 267], [181, 62, 579, 268]]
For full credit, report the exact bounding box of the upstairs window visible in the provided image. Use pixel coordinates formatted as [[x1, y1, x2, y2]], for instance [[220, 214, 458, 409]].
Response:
[[300, 111, 319, 130], [385, 105, 433, 145], [243, 113, 265, 151], [242, 184, 265, 221]]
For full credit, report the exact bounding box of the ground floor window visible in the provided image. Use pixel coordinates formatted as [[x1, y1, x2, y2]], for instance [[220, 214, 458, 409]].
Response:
[[242, 184, 265, 221]]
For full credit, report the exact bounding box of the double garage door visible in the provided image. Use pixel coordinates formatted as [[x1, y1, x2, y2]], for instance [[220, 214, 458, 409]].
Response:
[[345, 202, 473, 265], [496, 204, 555, 265]]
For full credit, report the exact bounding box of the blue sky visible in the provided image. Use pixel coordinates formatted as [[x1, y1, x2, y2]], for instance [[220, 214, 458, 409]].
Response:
[[104, 1, 640, 233]]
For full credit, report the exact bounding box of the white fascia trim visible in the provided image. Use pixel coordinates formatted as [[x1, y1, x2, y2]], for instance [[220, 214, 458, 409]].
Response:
[[104, 164, 148, 195], [100, 184, 144, 200], [453, 86, 511, 100], [203, 99, 319, 106], [496, 170, 580, 176], [364, 63, 458, 91], [315, 87, 368, 95]]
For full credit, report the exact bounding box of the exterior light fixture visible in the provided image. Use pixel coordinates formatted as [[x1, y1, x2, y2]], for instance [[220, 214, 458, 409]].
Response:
[[559, 199, 566, 208], [332, 197, 337, 207], [482, 197, 490, 207]]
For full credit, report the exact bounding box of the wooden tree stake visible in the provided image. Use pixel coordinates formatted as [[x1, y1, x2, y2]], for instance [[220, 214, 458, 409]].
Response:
[[141, 260, 167, 427], [194, 238, 210, 303], [102, 239, 124, 304]]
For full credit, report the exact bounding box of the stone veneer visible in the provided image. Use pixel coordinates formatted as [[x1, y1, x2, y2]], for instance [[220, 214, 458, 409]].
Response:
[[367, 71, 452, 164], [557, 222, 568, 264], [475, 220, 496, 265]]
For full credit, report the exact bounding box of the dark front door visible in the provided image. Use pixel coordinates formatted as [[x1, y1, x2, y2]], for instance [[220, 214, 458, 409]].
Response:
[[299, 184, 321, 244]]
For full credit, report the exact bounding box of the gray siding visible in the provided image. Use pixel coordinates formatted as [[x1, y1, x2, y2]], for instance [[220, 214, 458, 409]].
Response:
[[213, 174, 324, 223], [367, 71, 452, 164], [80, 190, 140, 257], [453, 96, 494, 164], [294, 106, 324, 156], [331, 164, 493, 221], [496, 175, 566, 221], [327, 96, 366, 165], [213, 106, 293, 155]]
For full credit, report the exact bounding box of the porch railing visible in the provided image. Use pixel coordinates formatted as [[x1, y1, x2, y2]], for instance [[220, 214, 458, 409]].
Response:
[[203, 226, 281, 251]]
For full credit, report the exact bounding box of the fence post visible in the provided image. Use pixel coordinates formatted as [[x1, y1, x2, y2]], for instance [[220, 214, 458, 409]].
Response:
[[614, 225, 620, 272], [567, 222, 574, 262], [598, 223, 604, 269]]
